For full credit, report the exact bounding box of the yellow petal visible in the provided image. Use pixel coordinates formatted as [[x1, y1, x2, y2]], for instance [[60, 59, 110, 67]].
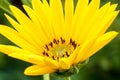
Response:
[[42, 0, 49, 6], [98, 11, 119, 36], [105, 4, 118, 15], [28, 54, 45, 65], [64, 0, 74, 40], [74, 0, 89, 17], [24, 65, 56, 76], [92, 11, 119, 38], [32, 0, 49, 26], [8, 50, 43, 64], [50, 0, 64, 38], [0, 25, 38, 54], [73, 0, 89, 40], [86, 4, 119, 39], [10, 5, 33, 28], [0, 44, 22, 54], [74, 37, 96, 64], [68, 46, 81, 65], [2, 45, 45, 65], [32, 0, 55, 40], [44, 57, 59, 69], [59, 58, 71, 70], [73, 0, 100, 43], [10, 5, 44, 46], [4, 14, 42, 48], [89, 0, 100, 8], [82, 31, 118, 61], [23, 5, 50, 43], [81, 2, 111, 41]]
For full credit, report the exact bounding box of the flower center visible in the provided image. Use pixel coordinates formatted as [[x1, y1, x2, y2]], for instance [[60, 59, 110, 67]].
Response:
[[42, 37, 79, 61], [52, 45, 71, 58]]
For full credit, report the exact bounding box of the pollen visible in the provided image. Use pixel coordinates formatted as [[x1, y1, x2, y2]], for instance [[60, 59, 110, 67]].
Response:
[[42, 37, 79, 61]]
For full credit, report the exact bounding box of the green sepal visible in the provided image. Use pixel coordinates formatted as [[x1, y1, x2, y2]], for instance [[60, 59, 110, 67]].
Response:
[[52, 59, 89, 77], [77, 58, 89, 69]]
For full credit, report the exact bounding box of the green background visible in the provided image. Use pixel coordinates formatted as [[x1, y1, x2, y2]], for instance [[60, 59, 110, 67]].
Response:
[[0, 0, 120, 80]]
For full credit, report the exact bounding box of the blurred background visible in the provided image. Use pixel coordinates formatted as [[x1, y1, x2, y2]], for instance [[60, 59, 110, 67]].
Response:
[[0, 0, 120, 80]]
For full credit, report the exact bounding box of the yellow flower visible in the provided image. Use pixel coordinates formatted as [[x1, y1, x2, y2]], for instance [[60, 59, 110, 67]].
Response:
[[0, 0, 119, 76]]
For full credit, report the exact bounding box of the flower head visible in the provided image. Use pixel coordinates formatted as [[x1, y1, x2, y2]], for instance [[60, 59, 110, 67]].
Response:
[[0, 0, 119, 76]]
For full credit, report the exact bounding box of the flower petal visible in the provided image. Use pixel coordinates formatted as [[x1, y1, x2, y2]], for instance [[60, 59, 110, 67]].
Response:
[[76, 2, 110, 43], [73, 0, 89, 38], [74, 37, 96, 64], [32, 0, 55, 40], [68, 46, 81, 65], [64, 0, 74, 40], [0, 45, 45, 65], [8, 50, 41, 64], [4, 14, 42, 48], [10, 5, 44, 46], [98, 11, 119, 36], [0, 44, 21, 54], [0, 25, 38, 54], [42, 0, 49, 7], [23, 5, 51, 43], [28, 54, 45, 65], [32, 0, 50, 26], [74, 0, 89, 18], [59, 58, 71, 70], [73, 0, 100, 43], [24, 65, 56, 76], [82, 31, 118, 61], [78, 2, 110, 41], [50, 0, 64, 37], [86, 4, 119, 39], [44, 57, 59, 69]]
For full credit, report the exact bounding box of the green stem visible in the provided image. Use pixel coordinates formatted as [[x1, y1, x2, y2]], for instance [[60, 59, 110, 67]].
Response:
[[43, 74, 50, 80], [66, 77, 71, 80]]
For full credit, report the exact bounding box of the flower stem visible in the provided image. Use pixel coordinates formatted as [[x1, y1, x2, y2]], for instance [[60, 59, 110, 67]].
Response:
[[43, 74, 50, 80], [66, 77, 71, 80]]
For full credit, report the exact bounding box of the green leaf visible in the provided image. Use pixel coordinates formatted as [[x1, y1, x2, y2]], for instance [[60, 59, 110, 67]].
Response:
[[0, 0, 12, 16], [21, 0, 32, 8]]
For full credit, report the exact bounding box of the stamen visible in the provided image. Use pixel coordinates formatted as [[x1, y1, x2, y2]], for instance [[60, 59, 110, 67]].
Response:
[[72, 41, 77, 49], [53, 39, 58, 44], [70, 38, 72, 44], [49, 42, 53, 47], [45, 45, 49, 51], [52, 56, 55, 60], [57, 40, 59, 44], [60, 37, 65, 44], [65, 51, 69, 57], [43, 51, 46, 55], [57, 57, 59, 60], [46, 52, 49, 57], [62, 54, 65, 57]]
